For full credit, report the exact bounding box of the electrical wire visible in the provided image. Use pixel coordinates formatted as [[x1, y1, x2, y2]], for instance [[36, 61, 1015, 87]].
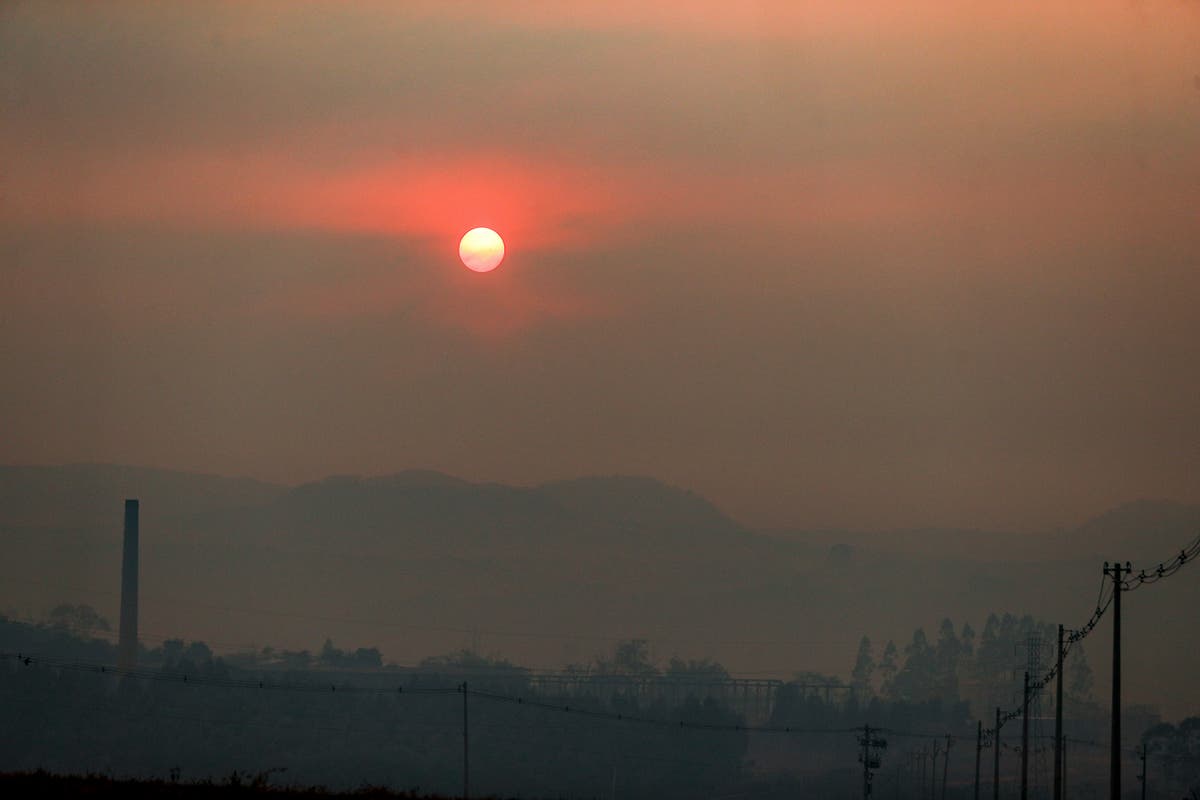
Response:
[[0, 649, 937, 744], [1122, 534, 1200, 592], [8, 531, 1196, 764], [983, 530, 1198, 738]]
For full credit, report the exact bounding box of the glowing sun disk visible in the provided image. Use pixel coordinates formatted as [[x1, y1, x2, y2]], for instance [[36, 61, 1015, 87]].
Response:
[[459, 227, 505, 272]]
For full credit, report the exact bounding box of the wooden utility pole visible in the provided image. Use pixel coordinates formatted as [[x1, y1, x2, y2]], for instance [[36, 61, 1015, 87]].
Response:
[[1055, 624, 1065, 800], [860, 725, 872, 800], [857, 724, 886, 798], [921, 745, 928, 798], [1137, 744, 1147, 800], [462, 681, 469, 800], [994, 707, 1001, 800], [1104, 561, 1131, 800], [974, 720, 983, 800], [930, 742, 940, 800], [1021, 671, 1030, 800], [942, 734, 952, 800]]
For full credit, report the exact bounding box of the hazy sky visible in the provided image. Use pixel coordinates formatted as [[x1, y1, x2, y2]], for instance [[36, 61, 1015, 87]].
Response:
[[3, 1, 1198, 531]]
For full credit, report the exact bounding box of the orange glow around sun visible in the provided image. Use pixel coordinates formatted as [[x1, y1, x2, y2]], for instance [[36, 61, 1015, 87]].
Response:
[[459, 227, 505, 272]]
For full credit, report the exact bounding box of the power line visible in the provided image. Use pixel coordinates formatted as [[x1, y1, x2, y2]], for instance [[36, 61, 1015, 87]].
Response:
[[463, 685, 858, 735], [1122, 534, 1200, 592], [7, 529, 1196, 797], [0, 686, 764, 769], [2, 648, 956, 745], [983, 530, 1197, 740]]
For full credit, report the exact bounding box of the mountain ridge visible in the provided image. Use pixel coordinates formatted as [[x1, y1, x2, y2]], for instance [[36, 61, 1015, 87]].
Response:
[[3, 464, 1196, 554], [1, 463, 1198, 718]]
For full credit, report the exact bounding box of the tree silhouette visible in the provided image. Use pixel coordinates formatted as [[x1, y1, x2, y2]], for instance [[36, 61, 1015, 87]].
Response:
[[878, 640, 899, 699], [851, 636, 875, 698], [48, 604, 110, 635]]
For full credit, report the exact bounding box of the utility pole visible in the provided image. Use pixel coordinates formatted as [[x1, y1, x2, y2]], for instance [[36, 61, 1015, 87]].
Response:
[[930, 742, 940, 800], [994, 707, 1001, 800], [1137, 744, 1147, 800], [462, 681, 469, 800], [1021, 671, 1030, 800], [1104, 560, 1131, 800], [975, 721, 983, 800], [942, 734, 952, 800], [1055, 624, 1065, 800], [921, 745, 928, 799], [861, 725, 871, 800], [858, 724, 886, 799], [921, 743, 931, 800]]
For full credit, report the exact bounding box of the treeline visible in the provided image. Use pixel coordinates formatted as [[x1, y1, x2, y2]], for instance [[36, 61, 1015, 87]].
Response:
[[1, 610, 1188, 799], [848, 613, 1096, 717], [0, 617, 746, 800], [1142, 718, 1200, 797], [762, 613, 1104, 750]]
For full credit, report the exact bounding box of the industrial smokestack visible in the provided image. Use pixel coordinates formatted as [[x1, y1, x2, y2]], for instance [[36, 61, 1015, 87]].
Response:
[[118, 499, 139, 671]]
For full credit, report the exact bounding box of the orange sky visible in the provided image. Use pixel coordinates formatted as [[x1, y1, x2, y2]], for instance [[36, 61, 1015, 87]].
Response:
[[2, 1, 1198, 530]]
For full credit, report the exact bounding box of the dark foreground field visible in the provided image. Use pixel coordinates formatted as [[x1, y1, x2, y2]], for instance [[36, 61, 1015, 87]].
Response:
[[0, 772, 494, 799]]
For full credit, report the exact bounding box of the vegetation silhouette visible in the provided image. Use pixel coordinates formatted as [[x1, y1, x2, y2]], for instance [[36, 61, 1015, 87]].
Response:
[[5, 608, 1187, 798]]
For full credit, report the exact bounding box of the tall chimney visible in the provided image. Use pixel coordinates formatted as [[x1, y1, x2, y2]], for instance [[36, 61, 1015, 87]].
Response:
[[118, 499, 139, 671]]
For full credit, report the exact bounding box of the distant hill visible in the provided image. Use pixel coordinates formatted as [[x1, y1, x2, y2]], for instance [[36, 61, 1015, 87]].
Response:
[[771, 499, 1200, 564], [1065, 499, 1200, 561], [770, 525, 1046, 563], [538, 475, 747, 540], [0, 464, 284, 528], [8, 464, 1191, 561], [238, 470, 751, 556], [1, 463, 1198, 721]]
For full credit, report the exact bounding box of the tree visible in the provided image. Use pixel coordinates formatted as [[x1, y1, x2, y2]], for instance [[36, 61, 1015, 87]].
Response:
[[320, 638, 338, 666], [159, 639, 227, 679], [48, 604, 110, 635], [420, 649, 526, 677], [666, 657, 731, 709], [934, 618, 962, 701], [1142, 717, 1200, 796], [1067, 640, 1094, 701], [321, 638, 383, 668], [851, 636, 875, 698], [597, 639, 659, 677], [878, 640, 899, 700], [278, 648, 312, 668], [959, 622, 976, 659], [891, 628, 936, 703], [667, 657, 729, 681]]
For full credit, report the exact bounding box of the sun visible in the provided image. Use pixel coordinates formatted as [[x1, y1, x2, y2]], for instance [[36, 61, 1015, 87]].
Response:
[[459, 227, 505, 272]]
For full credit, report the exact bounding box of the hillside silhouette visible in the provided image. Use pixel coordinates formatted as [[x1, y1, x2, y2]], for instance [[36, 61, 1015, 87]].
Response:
[[1, 464, 1197, 721]]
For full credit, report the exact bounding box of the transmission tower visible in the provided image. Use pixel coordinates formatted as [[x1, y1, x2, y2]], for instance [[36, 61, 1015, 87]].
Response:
[[1024, 633, 1050, 794]]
